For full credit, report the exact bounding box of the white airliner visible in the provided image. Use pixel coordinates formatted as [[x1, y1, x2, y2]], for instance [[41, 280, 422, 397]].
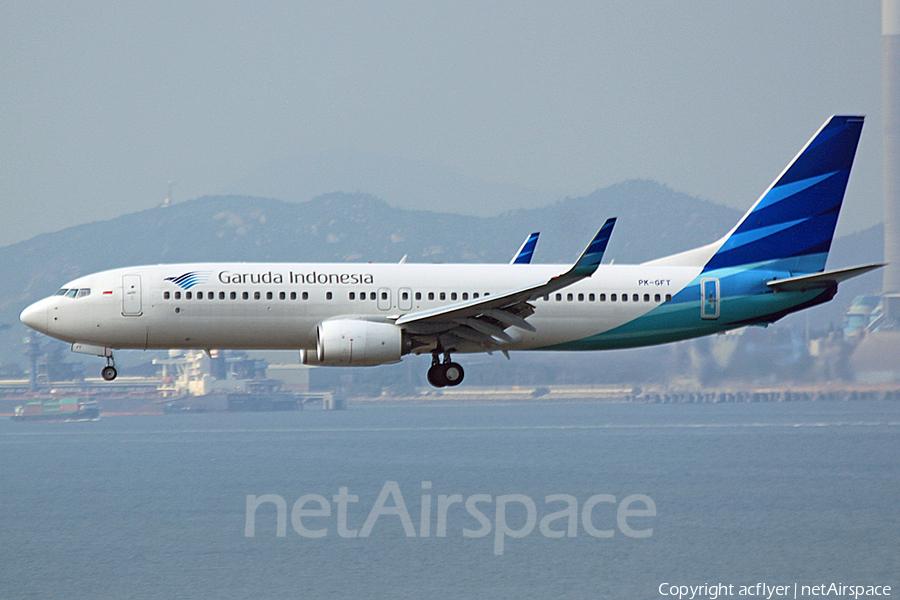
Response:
[[20, 116, 882, 387]]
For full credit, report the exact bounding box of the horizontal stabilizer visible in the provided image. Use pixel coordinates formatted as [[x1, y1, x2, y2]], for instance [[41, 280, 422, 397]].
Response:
[[766, 263, 884, 292]]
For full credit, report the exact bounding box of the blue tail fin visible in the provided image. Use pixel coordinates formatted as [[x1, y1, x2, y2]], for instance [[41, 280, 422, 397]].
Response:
[[703, 115, 864, 274]]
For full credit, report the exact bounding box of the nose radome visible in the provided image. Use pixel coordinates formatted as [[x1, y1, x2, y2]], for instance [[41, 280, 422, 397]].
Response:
[[20, 300, 49, 334]]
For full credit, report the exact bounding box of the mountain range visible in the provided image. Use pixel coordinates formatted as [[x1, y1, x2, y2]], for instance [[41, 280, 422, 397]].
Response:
[[0, 179, 884, 368]]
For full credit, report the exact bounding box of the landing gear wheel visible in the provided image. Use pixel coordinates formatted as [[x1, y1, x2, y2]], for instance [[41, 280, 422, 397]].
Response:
[[427, 364, 447, 388], [442, 362, 464, 386], [101, 366, 117, 381], [426, 360, 465, 388]]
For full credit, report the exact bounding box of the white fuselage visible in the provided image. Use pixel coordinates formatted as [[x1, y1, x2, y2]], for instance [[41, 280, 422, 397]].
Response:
[[21, 262, 702, 353]]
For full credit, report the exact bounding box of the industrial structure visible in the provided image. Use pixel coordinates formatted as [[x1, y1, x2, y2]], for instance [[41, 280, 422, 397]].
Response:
[[885, 0, 900, 297]]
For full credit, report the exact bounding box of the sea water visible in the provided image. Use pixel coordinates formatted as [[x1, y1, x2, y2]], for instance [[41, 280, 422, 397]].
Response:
[[1, 400, 897, 599]]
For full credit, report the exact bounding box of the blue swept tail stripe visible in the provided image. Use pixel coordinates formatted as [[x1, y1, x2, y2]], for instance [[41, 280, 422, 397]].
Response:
[[703, 116, 863, 274]]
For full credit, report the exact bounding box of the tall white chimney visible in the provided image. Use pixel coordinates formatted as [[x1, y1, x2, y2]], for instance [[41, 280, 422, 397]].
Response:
[[883, 0, 900, 293]]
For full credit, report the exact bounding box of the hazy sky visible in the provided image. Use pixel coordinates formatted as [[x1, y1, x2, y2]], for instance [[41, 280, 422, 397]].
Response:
[[1, 2, 884, 248]]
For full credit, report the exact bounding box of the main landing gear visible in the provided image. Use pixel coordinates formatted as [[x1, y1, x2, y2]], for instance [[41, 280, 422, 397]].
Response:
[[101, 355, 117, 381], [427, 352, 464, 388]]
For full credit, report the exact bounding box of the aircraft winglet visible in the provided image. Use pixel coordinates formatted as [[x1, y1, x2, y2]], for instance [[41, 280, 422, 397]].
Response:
[[570, 218, 616, 277], [510, 232, 540, 264]]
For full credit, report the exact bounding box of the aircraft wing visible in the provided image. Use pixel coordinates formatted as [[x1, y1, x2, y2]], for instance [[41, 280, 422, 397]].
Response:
[[395, 219, 616, 349]]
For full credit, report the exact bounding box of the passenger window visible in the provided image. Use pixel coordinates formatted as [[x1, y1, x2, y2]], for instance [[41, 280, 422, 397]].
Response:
[[164, 291, 170, 300], [243, 292, 249, 300], [266, 292, 273, 300], [326, 292, 333, 300], [254, 292, 260, 300], [643, 294, 650, 302], [279, 292, 285, 300], [401, 291, 409, 300], [665, 294, 672, 302], [349, 292, 356, 300], [450, 292, 457, 301], [589, 293, 595, 301], [302, 292, 309, 300], [567, 293, 573, 301], [440, 292, 446, 301], [231, 292, 237, 300], [611, 294, 617, 301], [428, 292, 435, 301], [186, 292, 192, 300], [622, 294, 628, 302], [175, 291, 182, 300], [633, 294, 639, 302], [473, 293, 480, 299], [415, 292, 422, 300], [290, 292, 297, 300], [578, 293, 584, 302], [654, 294, 661, 302], [462, 293, 468, 300], [219, 292, 225, 300], [599, 294, 606, 301], [555, 294, 562, 301], [381, 292, 388, 300]]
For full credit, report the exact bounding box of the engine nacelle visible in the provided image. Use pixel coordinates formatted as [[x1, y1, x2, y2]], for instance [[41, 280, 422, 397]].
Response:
[[305, 320, 404, 366]]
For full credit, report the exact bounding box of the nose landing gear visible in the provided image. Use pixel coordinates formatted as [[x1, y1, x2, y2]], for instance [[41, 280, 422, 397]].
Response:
[[101, 356, 117, 381], [71, 344, 118, 381], [427, 352, 464, 388]]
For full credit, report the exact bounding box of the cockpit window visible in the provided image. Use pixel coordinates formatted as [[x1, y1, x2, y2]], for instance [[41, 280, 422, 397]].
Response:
[[57, 288, 90, 298]]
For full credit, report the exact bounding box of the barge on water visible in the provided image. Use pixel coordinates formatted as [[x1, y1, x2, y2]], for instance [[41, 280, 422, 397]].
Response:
[[11, 399, 100, 422]]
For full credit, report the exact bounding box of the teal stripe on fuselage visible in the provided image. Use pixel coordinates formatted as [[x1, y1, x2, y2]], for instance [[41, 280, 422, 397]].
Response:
[[536, 288, 828, 351]]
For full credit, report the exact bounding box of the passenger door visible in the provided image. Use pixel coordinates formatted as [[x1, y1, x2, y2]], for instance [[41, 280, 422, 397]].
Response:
[[122, 275, 143, 316], [701, 278, 719, 320]]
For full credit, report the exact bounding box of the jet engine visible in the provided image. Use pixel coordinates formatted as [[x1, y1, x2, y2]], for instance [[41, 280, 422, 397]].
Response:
[[302, 319, 404, 366]]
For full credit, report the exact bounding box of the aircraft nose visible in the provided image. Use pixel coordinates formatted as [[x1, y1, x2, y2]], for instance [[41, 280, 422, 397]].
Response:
[[20, 300, 49, 334]]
